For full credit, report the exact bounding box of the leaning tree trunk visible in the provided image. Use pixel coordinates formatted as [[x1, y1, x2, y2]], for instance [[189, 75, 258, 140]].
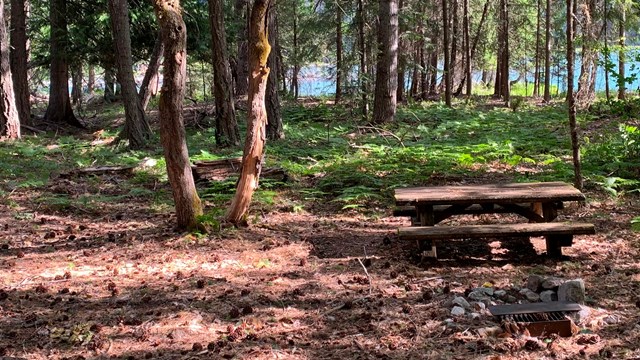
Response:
[[10, 0, 30, 126], [266, 6, 283, 140], [109, 0, 152, 149], [208, 0, 240, 146], [463, 0, 471, 97], [533, 0, 541, 97], [566, 0, 582, 190], [45, 0, 82, 127], [372, 0, 398, 123], [543, 0, 551, 102], [0, 0, 19, 139], [226, 0, 272, 224], [139, 32, 163, 111], [153, 0, 203, 229]]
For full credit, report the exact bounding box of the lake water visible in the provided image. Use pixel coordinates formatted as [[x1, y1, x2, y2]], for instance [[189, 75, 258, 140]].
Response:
[[297, 51, 640, 97]]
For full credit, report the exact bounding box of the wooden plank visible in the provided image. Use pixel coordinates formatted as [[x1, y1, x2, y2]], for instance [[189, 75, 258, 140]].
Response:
[[394, 182, 585, 205], [398, 222, 595, 241], [489, 302, 581, 316], [393, 204, 534, 217]]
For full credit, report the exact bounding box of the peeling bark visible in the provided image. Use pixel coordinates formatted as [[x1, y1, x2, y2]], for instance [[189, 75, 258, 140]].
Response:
[[226, 0, 272, 224], [153, 0, 203, 229]]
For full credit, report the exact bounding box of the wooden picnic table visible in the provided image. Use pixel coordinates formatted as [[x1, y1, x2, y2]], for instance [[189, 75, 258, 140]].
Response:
[[394, 182, 594, 258]]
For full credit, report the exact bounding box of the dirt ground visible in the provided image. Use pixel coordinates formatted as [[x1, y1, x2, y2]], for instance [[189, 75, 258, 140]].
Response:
[[1, 167, 640, 360]]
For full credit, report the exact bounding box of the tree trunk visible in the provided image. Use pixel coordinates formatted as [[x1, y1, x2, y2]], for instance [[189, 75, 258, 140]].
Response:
[[575, 0, 596, 108], [357, 0, 368, 119], [566, 0, 582, 190], [104, 66, 117, 102], [396, 0, 405, 103], [442, 0, 451, 106], [463, 0, 471, 97], [139, 32, 163, 111], [226, 0, 272, 224], [153, 0, 203, 230], [234, 0, 249, 97], [266, 4, 283, 140], [0, 0, 19, 139], [10, 0, 30, 126], [533, 0, 541, 97], [618, 5, 625, 100], [372, 0, 398, 123], [71, 63, 82, 106], [109, 0, 151, 149], [335, 2, 343, 104], [604, 0, 610, 100], [45, 0, 82, 127], [501, 0, 510, 106], [208, 0, 240, 147], [454, 0, 488, 95], [87, 65, 95, 95], [450, 0, 458, 92], [543, 0, 551, 101], [291, 6, 299, 100]]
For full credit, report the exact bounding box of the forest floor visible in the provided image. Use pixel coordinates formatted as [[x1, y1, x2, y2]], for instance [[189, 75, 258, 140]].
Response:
[[1, 98, 640, 359]]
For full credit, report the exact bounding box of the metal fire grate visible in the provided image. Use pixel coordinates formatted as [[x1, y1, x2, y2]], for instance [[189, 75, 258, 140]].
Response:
[[489, 302, 580, 337]]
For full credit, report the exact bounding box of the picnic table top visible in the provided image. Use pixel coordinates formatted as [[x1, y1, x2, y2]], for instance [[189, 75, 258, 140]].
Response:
[[394, 182, 586, 205]]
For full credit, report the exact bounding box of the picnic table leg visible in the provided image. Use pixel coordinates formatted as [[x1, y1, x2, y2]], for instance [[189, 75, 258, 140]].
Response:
[[545, 235, 573, 258], [416, 204, 437, 258]]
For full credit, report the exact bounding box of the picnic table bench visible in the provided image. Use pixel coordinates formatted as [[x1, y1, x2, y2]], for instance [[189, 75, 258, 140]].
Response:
[[394, 182, 595, 258]]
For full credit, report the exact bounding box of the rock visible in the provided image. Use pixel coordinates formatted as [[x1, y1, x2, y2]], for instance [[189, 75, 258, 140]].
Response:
[[471, 302, 486, 311], [452, 296, 471, 309], [494, 290, 507, 298], [504, 295, 517, 303], [540, 290, 557, 302], [570, 305, 592, 325], [526, 275, 544, 292], [519, 288, 540, 302], [468, 291, 490, 301], [541, 277, 564, 290], [477, 326, 503, 337], [451, 306, 466, 316], [468, 312, 481, 321], [604, 315, 619, 324], [473, 287, 494, 296], [558, 279, 585, 304]]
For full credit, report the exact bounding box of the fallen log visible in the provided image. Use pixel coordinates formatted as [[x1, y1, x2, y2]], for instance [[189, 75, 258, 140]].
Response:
[[192, 157, 287, 182]]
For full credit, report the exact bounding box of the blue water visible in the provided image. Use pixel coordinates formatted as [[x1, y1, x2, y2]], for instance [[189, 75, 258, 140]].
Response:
[[297, 51, 640, 97]]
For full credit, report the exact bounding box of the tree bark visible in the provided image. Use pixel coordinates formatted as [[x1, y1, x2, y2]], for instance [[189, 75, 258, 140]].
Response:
[[109, 0, 152, 149], [0, 0, 19, 139], [442, 0, 451, 106], [566, 0, 582, 190], [226, 0, 272, 224], [373, 0, 398, 123], [604, 0, 610, 100], [266, 3, 283, 140], [533, 0, 541, 97], [450, 0, 458, 93], [71, 62, 82, 106], [104, 66, 117, 102], [139, 32, 163, 111], [500, 0, 510, 106], [396, 0, 405, 103], [335, 1, 343, 104], [454, 0, 488, 95], [208, 0, 240, 147], [153, 0, 203, 230], [45, 0, 82, 127], [234, 0, 249, 96], [575, 0, 597, 108], [618, 5, 625, 100], [10, 0, 30, 126], [291, 5, 299, 100], [87, 65, 95, 95], [357, 0, 368, 119], [543, 0, 551, 101], [463, 0, 471, 97]]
